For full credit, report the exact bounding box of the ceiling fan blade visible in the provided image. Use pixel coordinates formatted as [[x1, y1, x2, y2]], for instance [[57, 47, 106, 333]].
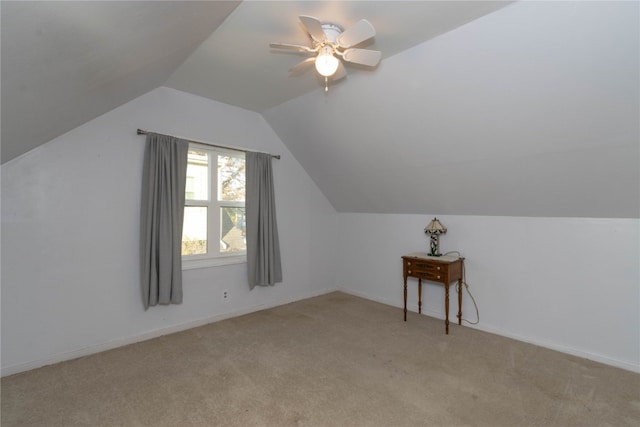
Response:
[[336, 19, 376, 48], [299, 15, 326, 43], [270, 42, 313, 52], [289, 57, 315, 76], [331, 61, 347, 81], [342, 48, 381, 67]]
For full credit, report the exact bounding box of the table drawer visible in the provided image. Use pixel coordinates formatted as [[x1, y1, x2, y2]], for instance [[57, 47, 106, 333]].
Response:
[[407, 269, 445, 281], [406, 260, 447, 272], [416, 261, 446, 272]]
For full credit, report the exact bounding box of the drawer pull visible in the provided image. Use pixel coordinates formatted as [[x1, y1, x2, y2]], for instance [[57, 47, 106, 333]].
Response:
[[437, 267, 441, 270], [437, 275, 441, 279], [408, 270, 412, 275]]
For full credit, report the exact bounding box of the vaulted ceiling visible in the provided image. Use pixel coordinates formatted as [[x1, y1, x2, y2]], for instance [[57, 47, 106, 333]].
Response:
[[2, 1, 638, 218]]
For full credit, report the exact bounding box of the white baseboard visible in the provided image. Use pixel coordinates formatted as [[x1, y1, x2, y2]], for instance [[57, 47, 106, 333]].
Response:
[[1, 287, 337, 377], [6, 286, 637, 376], [466, 323, 640, 374], [338, 287, 640, 374]]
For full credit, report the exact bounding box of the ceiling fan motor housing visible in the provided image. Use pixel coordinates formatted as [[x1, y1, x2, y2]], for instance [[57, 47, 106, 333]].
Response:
[[270, 15, 380, 84], [320, 23, 343, 44]]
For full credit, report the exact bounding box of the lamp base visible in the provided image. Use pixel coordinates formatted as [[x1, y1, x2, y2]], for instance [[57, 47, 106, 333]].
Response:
[[429, 235, 441, 257]]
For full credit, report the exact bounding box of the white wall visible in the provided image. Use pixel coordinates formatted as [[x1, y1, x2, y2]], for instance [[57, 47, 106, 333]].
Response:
[[1, 87, 338, 376], [2, 87, 637, 376], [337, 214, 640, 372]]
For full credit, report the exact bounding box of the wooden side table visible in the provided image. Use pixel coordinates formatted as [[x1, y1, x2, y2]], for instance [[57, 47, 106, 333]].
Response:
[[402, 253, 465, 334]]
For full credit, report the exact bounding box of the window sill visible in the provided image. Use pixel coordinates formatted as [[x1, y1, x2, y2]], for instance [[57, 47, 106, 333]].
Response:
[[182, 255, 246, 270]]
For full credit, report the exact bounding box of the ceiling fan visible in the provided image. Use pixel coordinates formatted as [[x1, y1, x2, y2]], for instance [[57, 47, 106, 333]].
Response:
[[270, 15, 381, 91]]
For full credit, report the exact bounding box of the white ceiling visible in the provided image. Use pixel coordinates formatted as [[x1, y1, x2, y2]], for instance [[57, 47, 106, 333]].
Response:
[[2, 0, 508, 163], [165, 0, 510, 112], [264, 1, 640, 217], [2, 1, 638, 218], [1, 0, 241, 163]]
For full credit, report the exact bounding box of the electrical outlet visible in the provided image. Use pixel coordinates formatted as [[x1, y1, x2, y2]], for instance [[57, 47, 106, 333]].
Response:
[[223, 290, 229, 301]]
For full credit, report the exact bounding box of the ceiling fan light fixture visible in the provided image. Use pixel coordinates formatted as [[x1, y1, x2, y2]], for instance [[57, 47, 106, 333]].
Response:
[[271, 15, 380, 86], [315, 46, 339, 77]]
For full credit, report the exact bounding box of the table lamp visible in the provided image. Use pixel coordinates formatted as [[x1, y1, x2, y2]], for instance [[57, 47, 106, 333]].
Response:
[[424, 218, 447, 257]]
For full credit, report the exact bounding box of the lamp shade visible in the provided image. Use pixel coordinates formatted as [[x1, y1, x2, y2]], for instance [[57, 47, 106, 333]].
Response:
[[424, 218, 447, 235], [315, 46, 339, 77]]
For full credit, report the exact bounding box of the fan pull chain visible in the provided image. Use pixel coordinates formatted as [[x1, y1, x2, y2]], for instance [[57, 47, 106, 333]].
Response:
[[324, 76, 329, 92]]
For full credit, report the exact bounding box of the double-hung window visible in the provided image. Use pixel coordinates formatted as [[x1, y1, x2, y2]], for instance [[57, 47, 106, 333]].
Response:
[[182, 144, 246, 269]]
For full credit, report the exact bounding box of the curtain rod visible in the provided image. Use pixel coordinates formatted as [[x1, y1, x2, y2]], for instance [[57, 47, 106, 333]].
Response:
[[137, 129, 280, 160]]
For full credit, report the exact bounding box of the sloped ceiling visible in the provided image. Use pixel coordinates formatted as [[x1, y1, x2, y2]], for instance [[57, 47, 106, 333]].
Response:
[[2, 1, 638, 218], [1, 0, 241, 163], [2, 0, 508, 163], [165, 0, 510, 112], [263, 1, 640, 218]]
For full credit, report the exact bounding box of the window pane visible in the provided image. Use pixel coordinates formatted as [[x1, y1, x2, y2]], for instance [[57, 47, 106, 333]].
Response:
[[220, 207, 246, 253], [218, 155, 245, 202], [186, 150, 208, 200], [182, 206, 207, 255]]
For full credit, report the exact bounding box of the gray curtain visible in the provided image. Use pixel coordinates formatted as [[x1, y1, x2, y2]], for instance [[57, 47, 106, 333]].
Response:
[[246, 152, 282, 289], [140, 133, 189, 309]]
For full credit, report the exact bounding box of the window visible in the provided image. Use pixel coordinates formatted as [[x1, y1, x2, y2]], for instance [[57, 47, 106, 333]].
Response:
[[182, 144, 246, 269]]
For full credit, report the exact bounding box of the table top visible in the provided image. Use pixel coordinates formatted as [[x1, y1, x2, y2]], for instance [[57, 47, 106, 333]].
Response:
[[403, 252, 464, 263]]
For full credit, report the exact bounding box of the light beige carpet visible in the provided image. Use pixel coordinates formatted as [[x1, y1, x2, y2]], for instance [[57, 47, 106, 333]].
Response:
[[2, 292, 639, 426]]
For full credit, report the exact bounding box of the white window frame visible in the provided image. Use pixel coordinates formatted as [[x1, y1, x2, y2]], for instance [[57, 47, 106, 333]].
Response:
[[182, 143, 246, 270]]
